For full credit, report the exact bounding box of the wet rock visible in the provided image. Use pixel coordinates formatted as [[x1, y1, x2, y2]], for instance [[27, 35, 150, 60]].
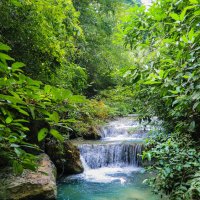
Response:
[[83, 126, 101, 140], [46, 140, 83, 175], [0, 154, 57, 200]]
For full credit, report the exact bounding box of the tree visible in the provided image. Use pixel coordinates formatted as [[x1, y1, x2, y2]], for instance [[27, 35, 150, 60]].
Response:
[[0, 0, 87, 93], [73, 0, 132, 96]]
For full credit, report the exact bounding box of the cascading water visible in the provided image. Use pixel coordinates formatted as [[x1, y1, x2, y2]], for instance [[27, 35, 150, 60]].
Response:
[[57, 117, 163, 200], [78, 117, 144, 170], [79, 143, 142, 168]]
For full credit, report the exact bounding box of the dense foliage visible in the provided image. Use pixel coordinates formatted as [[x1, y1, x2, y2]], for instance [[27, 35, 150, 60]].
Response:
[[0, 44, 65, 173], [0, 44, 113, 173], [99, 86, 136, 116], [72, 0, 133, 96], [119, 0, 200, 199], [0, 0, 132, 95], [0, 0, 132, 174], [2, 0, 200, 199], [0, 0, 87, 93]]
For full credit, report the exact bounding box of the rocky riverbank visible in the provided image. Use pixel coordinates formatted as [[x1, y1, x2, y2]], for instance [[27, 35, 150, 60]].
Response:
[[0, 140, 84, 200], [0, 154, 56, 200]]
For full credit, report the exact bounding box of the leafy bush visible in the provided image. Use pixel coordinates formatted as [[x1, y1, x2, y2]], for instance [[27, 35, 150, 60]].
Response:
[[120, 0, 200, 134], [0, 43, 87, 173], [143, 133, 200, 199], [68, 99, 111, 137]]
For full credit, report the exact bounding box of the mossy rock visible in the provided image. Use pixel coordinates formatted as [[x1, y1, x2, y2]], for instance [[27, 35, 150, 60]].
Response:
[[45, 140, 83, 175], [82, 126, 101, 140], [0, 154, 57, 200]]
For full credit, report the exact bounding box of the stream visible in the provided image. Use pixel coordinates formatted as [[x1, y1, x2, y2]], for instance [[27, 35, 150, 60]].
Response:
[[57, 117, 162, 200]]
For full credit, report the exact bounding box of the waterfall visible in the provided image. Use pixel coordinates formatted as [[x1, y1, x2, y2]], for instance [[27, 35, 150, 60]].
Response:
[[100, 117, 146, 140], [78, 117, 146, 170], [79, 143, 142, 168]]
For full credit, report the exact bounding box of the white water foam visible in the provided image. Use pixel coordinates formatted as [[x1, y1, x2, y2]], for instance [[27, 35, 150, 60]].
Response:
[[68, 164, 141, 184], [102, 135, 143, 142], [78, 155, 141, 183], [82, 166, 141, 183]]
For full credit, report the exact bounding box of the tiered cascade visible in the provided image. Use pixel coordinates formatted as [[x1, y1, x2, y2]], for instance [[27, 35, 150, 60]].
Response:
[[79, 117, 145, 170]]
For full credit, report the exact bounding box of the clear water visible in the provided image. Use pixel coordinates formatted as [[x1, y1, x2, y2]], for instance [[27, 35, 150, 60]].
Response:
[[57, 117, 162, 200], [57, 167, 161, 200]]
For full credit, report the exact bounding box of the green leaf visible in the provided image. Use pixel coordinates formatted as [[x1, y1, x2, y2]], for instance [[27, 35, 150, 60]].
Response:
[[0, 53, 14, 61], [181, 35, 188, 43], [170, 13, 180, 21], [180, 6, 196, 21], [44, 85, 51, 94], [11, 62, 25, 72], [13, 119, 29, 123], [50, 111, 59, 123], [14, 147, 23, 157], [50, 129, 64, 142], [0, 94, 24, 104], [62, 118, 77, 123], [10, 105, 29, 116], [192, 92, 200, 100], [10, 144, 20, 148], [165, 167, 171, 175], [188, 28, 195, 41], [11, 0, 22, 6], [193, 102, 199, 110], [189, 121, 195, 131], [68, 95, 86, 103], [169, 90, 179, 95], [37, 108, 51, 116], [142, 179, 148, 184], [158, 70, 164, 78], [29, 106, 35, 119], [0, 43, 11, 51], [38, 128, 48, 142], [123, 70, 131, 78], [147, 152, 151, 161], [6, 116, 13, 124]]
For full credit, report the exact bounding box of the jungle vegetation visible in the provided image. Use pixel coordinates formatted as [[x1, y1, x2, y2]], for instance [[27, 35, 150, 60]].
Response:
[[0, 0, 199, 199], [118, 0, 200, 199]]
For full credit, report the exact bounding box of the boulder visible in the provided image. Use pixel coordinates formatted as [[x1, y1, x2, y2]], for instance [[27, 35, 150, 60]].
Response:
[[64, 141, 84, 174], [0, 154, 57, 200], [82, 126, 101, 140], [46, 140, 84, 175]]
